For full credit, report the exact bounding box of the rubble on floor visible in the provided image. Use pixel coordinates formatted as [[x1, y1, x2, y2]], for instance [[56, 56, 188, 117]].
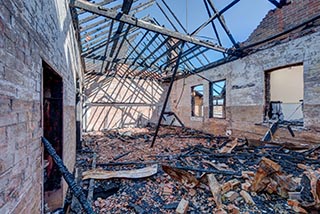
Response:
[[71, 126, 320, 213]]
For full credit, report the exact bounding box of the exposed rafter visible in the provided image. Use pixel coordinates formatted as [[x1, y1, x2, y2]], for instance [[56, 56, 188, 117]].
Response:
[[71, 0, 228, 53], [268, 0, 287, 8]]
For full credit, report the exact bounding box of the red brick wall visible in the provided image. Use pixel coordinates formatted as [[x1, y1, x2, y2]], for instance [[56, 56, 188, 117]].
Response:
[[244, 0, 320, 46]]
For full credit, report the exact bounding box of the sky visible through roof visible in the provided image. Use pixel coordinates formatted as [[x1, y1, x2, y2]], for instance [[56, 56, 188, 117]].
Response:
[[137, 0, 275, 45], [77, 0, 276, 75]]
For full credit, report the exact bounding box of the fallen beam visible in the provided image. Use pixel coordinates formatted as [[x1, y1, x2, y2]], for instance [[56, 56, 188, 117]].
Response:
[[82, 164, 158, 180], [71, 0, 228, 53], [41, 137, 94, 214]]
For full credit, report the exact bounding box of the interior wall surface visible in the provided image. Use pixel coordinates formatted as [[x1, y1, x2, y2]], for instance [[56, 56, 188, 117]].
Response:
[[0, 0, 82, 213], [83, 75, 166, 131], [169, 30, 320, 144]]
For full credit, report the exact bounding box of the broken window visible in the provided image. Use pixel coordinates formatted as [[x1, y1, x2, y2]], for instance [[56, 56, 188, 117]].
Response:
[[209, 80, 226, 118], [191, 85, 203, 117], [265, 64, 304, 123]]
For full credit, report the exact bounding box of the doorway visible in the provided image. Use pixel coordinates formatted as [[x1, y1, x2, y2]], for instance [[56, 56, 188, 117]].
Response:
[[42, 61, 64, 211]]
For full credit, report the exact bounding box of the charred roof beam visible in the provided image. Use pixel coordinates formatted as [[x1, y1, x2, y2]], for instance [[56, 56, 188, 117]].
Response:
[[267, 0, 288, 8], [203, 0, 225, 57], [71, 0, 228, 53], [104, 0, 133, 71], [191, 0, 240, 36], [124, 30, 150, 64], [82, 25, 139, 57], [205, 0, 239, 48], [154, 5, 209, 68]]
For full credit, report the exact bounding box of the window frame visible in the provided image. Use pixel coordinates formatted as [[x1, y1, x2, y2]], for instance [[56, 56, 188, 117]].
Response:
[[191, 84, 204, 117], [209, 79, 226, 119]]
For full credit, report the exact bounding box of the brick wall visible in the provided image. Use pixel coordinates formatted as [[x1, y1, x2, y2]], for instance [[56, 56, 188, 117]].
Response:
[[244, 0, 320, 46], [0, 0, 82, 213], [169, 27, 320, 144]]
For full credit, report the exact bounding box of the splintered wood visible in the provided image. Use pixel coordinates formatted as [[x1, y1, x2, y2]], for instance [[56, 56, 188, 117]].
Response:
[[219, 138, 238, 153], [162, 165, 199, 188], [175, 198, 189, 214], [82, 164, 158, 180], [251, 157, 298, 197], [79, 126, 320, 213], [207, 174, 223, 208]]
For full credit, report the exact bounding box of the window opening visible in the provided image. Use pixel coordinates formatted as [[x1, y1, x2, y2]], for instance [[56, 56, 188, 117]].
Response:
[[209, 80, 226, 118], [191, 85, 204, 117], [265, 64, 303, 125]]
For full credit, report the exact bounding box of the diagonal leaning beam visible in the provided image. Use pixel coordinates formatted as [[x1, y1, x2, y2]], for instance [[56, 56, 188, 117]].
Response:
[[70, 0, 228, 53]]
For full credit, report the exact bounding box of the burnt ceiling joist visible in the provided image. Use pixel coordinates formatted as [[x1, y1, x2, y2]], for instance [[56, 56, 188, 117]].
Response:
[[70, 0, 280, 80], [72, 0, 228, 53], [268, 0, 288, 8]]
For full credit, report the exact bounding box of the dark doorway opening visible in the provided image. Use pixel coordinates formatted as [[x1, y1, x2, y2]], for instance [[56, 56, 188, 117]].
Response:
[[42, 61, 63, 210]]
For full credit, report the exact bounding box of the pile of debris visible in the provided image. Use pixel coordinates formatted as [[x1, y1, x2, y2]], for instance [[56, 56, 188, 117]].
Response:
[[71, 126, 320, 213]]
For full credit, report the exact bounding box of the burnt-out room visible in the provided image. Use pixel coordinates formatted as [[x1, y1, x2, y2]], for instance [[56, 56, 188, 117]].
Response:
[[0, 0, 320, 213]]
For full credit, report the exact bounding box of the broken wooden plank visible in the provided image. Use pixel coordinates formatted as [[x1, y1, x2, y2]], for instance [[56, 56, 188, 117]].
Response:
[[82, 164, 158, 180], [224, 191, 239, 202], [219, 138, 238, 153], [262, 121, 278, 142], [251, 157, 281, 192], [163, 165, 239, 176], [203, 160, 233, 171], [162, 165, 199, 188], [175, 198, 189, 214], [251, 157, 298, 198], [207, 174, 222, 208], [240, 190, 255, 205], [221, 179, 240, 194]]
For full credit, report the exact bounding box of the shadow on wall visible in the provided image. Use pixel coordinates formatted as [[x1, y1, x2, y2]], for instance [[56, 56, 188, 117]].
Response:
[[82, 72, 164, 131]]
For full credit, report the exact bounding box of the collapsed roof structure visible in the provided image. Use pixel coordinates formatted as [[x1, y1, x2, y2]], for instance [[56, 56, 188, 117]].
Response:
[[1, 0, 320, 213], [70, 0, 287, 79]]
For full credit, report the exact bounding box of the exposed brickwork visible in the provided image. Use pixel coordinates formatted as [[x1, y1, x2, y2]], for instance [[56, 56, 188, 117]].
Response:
[[244, 0, 320, 47], [0, 0, 82, 213]]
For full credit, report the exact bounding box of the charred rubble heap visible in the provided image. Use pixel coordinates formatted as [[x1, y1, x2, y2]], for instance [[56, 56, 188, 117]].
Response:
[[63, 126, 320, 214]]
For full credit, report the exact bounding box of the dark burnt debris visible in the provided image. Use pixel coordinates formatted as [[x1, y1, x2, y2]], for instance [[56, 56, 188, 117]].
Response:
[[71, 126, 320, 214]]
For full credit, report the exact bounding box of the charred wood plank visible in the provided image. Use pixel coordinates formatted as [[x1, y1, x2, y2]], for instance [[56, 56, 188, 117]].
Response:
[[165, 165, 240, 176], [87, 153, 97, 204], [262, 121, 278, 142], [82, 164, 158, 180]]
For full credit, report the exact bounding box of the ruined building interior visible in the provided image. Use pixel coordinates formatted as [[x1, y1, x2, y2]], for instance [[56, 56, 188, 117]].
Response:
[[1, 0, 320, 213]]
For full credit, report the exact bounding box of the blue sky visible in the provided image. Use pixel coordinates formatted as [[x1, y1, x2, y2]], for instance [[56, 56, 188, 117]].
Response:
[[137, 0, 275, 46], [79, 0, 277, 69]]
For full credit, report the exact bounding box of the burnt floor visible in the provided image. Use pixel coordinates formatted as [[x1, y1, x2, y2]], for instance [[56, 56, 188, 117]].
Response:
[[71, 126, 320, 214]]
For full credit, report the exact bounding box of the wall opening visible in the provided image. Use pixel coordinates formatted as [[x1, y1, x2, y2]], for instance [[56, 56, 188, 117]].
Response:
[[42, 61, 64, 210], [265, 64, 304, 124], [191, 84, 204, 117], [209, 79, 226, 118]]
